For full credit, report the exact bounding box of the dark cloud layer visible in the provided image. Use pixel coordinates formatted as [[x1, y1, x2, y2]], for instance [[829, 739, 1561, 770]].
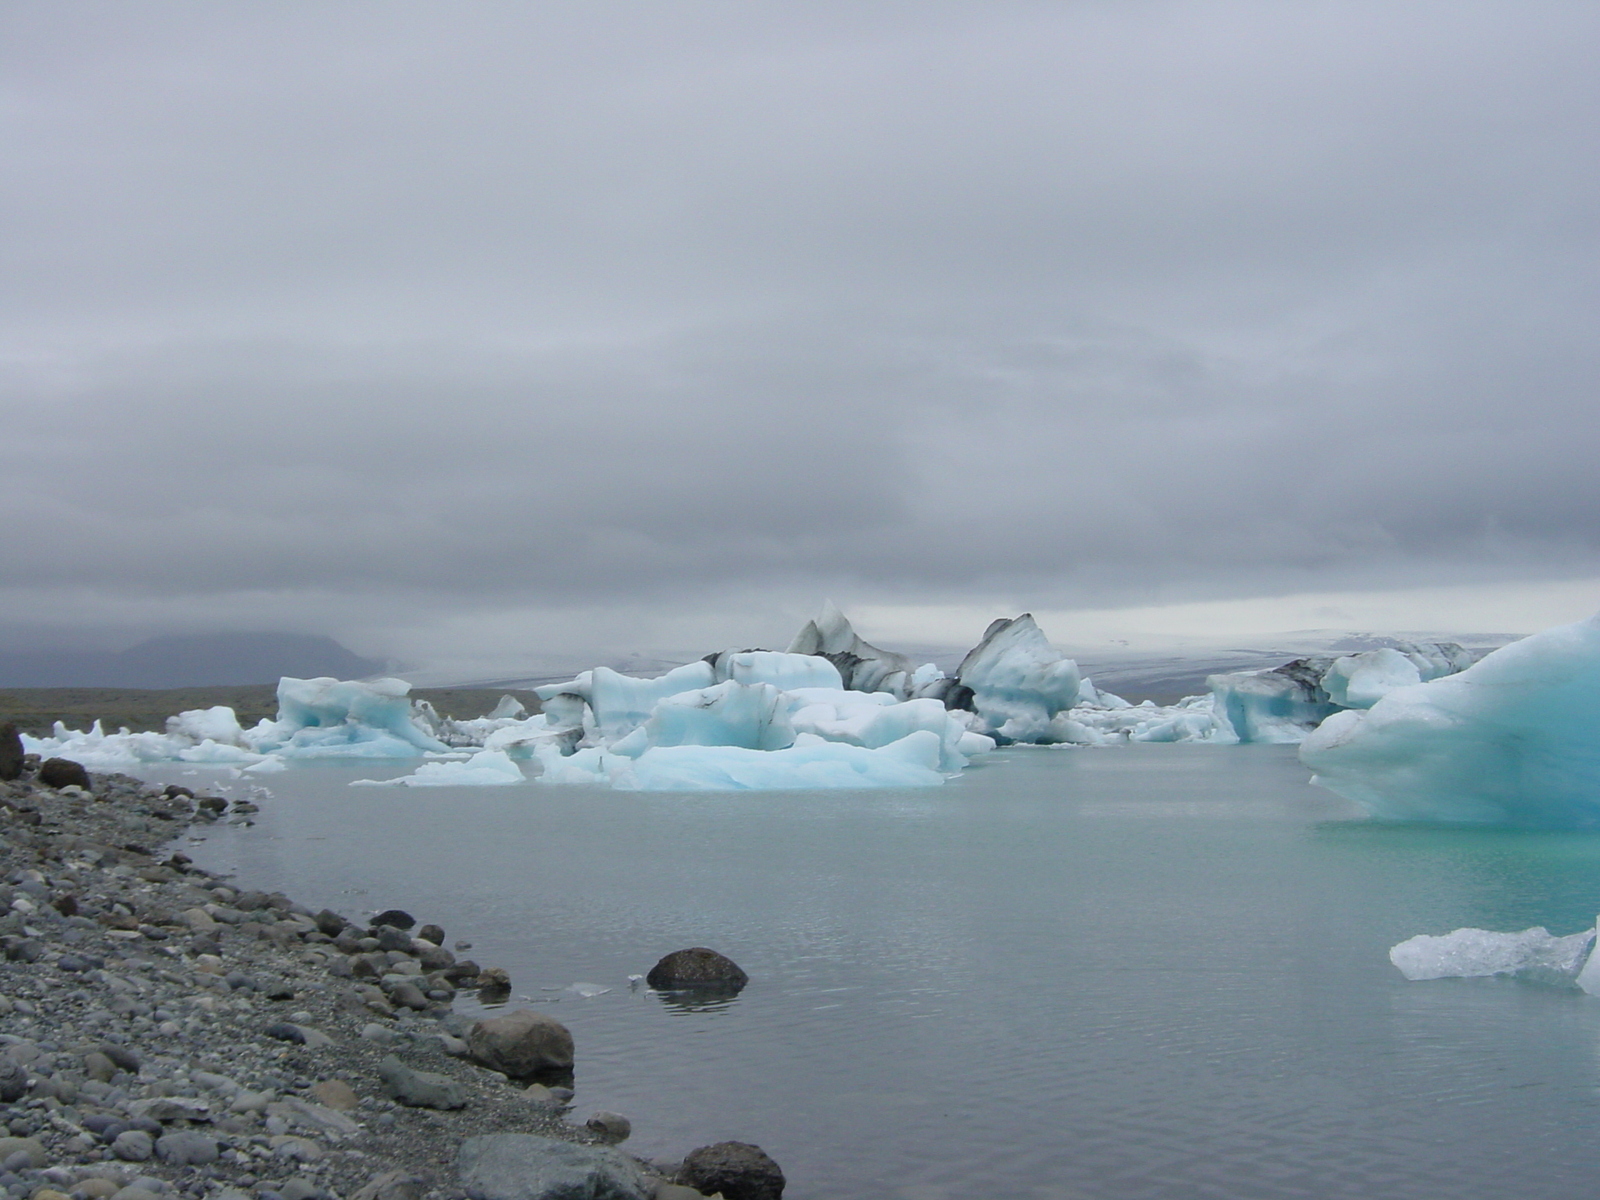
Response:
[[3, 2, 1598, 665]]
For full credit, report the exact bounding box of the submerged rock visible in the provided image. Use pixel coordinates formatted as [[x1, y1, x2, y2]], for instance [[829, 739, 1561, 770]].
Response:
[[646, 947, 748, 993], [677, 1141, 785, 1200]]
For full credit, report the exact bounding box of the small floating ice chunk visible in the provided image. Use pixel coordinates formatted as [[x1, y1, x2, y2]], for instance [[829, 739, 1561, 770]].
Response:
[[1389, 926, 1595, 982], [351, 749, 528, 787], [567, 983, 612, 998]]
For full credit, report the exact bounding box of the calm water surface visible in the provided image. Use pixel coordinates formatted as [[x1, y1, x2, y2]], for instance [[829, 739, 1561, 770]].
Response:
[[148, 745, 1600, 1200]]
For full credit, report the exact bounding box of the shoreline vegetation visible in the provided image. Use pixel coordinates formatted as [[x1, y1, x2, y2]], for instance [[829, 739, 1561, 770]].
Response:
[[0, 743, 780, 1200], [0, 692, 543, 739]]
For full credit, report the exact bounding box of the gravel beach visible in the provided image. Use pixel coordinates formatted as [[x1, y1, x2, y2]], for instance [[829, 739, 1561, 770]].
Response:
[[0, 750, 780, 1200]]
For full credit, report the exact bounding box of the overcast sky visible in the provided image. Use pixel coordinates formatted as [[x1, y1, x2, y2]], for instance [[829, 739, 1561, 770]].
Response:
[[4, 1, 1598, 675]]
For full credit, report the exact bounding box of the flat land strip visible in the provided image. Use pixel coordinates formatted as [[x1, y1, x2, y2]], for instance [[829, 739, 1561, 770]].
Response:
[[0, 686, 541, 735]]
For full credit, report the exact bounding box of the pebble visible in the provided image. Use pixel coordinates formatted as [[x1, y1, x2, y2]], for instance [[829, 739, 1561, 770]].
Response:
[[112, 1130, 153, 1162]]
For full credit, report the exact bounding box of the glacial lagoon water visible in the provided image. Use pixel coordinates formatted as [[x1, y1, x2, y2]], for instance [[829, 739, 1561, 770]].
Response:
[[153, 745, 1600, 1200]]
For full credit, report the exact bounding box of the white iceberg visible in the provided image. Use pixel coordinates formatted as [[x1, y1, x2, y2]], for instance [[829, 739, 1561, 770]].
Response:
[[526, 642, 992, 788], [254, 676, 450, 757], [953, 614, 1082, 743], [1389, 925, 1595, 983], [22, 675, 452, 771], [1301, 614, 1600, 826], [22, 711, 273, 771]]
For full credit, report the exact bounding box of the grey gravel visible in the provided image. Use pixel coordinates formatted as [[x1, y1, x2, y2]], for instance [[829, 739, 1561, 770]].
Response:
[[0, 765, 728, 1200]]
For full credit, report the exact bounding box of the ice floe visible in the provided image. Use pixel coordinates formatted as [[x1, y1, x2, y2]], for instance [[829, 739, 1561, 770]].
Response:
[[1389, 925, 1596, 985]]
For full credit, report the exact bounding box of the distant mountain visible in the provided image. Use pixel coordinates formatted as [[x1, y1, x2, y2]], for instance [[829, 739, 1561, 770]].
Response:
[[0, 633, 384, 689]]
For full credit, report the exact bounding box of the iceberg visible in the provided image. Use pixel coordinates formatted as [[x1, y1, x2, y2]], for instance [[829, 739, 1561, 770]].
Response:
[[618, 680, 797, 754], [1389, 926, 1595, 983], [21, 675, 453, 770], [525, 642, 991, 787], [953, 615, 1083, 743], [1210, 641, 1477, 744], [21, 718, 268, 771], [255, 676, 451, 757], [1301, 614, 1600, 826], [789, 601, 915, 694]]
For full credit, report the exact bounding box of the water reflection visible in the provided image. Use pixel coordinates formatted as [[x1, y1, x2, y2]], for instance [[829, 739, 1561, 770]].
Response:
[[652, 988, 744, 1014]]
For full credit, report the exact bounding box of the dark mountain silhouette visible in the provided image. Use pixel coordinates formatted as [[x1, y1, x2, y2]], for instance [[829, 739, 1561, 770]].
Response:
[[0, 633, 384, 688]]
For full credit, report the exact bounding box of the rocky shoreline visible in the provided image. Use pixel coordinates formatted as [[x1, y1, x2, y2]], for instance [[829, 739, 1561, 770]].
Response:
[[0, 752, 784, 1200]]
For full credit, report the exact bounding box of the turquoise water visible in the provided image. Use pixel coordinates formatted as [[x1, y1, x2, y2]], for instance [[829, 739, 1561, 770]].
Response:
[[160, 746, 1600, 1200]]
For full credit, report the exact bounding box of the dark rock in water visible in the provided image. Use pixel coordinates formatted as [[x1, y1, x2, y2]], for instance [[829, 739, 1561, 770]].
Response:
[[466, 1010, 574, 1079], [476, 966, 511, 996], [37, 757, 91, 790], [416, 923, 445, 946], [584, 1111, 631, 1143], [377, 1056, 468, 1110], [442, 959, 481, 983], [456, 1133, 649, 1200], [0, 724, 22, 782], [372, 909, 415, 931], [677, 1141, 786, 1200], [646, 947, 749, 993]]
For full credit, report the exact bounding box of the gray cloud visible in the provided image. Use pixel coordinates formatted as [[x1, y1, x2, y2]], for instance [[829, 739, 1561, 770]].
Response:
[[3, 1, 1598, 666]]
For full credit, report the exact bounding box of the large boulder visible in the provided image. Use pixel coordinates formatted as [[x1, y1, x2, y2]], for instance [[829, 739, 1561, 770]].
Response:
[[677, 1142, 785, 1200], [37, 757, 90, 790], [646, 947, 748, 993], [0, 724, 22, 782], [466, 1010, 574, 1079], [456, 1133, 649, 1200]]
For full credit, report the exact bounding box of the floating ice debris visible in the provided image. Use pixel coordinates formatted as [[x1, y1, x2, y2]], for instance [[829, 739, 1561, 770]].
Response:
[[567, 983, 612, 998], [1303, 614, 1600, 826], [350, 749, 527, 787], [1390, 925, 1596, 982]]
